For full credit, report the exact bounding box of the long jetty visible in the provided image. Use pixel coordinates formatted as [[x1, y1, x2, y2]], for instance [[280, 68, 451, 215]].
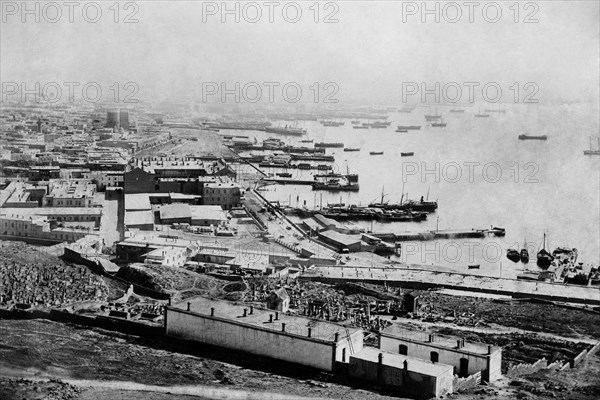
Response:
[[300, 265, 600, 306], [372, 228, 504, 243]]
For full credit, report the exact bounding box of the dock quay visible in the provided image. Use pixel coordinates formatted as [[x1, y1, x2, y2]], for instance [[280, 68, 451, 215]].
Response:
[[372, 228, 505, 243], [262, 178, 316, 185], [300, 265, 600, 306]]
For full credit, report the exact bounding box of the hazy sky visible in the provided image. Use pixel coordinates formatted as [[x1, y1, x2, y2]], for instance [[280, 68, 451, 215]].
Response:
[[1, 0, 598, 104]]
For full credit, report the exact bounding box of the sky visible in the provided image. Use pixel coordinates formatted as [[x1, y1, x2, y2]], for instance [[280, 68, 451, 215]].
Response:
[[1, 0, 599, 105]]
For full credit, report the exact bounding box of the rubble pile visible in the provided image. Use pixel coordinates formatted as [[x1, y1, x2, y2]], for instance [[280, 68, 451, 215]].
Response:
[[0, 377, 81, 400], [0, 251, 107, 308]]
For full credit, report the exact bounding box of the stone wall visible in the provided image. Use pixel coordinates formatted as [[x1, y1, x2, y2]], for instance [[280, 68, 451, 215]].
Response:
[[453, 371, 481, 392]]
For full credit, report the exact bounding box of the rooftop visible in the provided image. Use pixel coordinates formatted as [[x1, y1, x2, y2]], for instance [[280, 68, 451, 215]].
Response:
[[173, 296, 362, 343], [352, 347, 454, 377], [190, 205, 226, 221], [125, 193, 151, 211], [124, 210, 154, 226], [160, 203, 192, 220], [381, 329, 499, 356], [318, 229, 362, 246], [48, 179, 95, 199]]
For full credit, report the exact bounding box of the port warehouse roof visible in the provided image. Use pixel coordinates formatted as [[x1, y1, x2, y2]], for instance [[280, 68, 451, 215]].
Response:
[[310, 214, 364, 234], [317, 229, 362, 247], [190, 205, 227, 222], [124, 210, 154, 226], [159, 204, 227, 222], [125, 193, 152, 211], [352, 346, 454, 377], [173, 296, 362, 342], [160, 203, 191, 220]]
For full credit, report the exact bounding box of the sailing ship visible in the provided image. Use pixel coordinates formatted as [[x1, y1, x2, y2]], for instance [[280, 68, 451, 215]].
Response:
[[370, 151, 384, 155], [369, 186, 438, 213], [583, 136, 600, 155], [537, 233, 554, 268]]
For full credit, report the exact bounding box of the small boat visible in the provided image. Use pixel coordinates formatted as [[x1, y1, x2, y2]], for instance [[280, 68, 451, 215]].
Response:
[[370, 151, 384, 155], [343, 148, 360, 152], [519, 134, 547, 141], [424, 110, 441, 121], [485, 109, 506, 113], [468, 264, 480, 269], [315, 142, 344, 148], [491, 226, 506, 236], [583, 136, 600, 155], [474, 108, 489, 118], [450, 109, 465, 113], [537, 233, 554, 268], [400, 152, 414, 157], [520, 241, 529, 263], [431, 117, 446, 128], [353, 125, 370, 129], [397, 125, 421, 130], [276, 172, 292, 178], [506, 249, 520, 262], [300, 139, 314, 143], [395, 129, 408, 133]]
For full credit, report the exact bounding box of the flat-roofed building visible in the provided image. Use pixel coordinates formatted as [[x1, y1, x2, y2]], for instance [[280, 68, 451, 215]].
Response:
[[116, 233, 200, 264], [379, 330, 502, 382], [349, 347, 454, 398], [46, 179, 96, 208], [125, 193, 151, 211], [124, 210, 154, 231], [0, 213, 90, 243], [0, 207, 102, 227], [201, 182, 242, 210], [159, 203, 192, 224], [190, 205, 226, 226], [317, 229, 362, 252], [165, 296, 364, 372], [28, 165, 60, 181], [143, 246, 187, 267]]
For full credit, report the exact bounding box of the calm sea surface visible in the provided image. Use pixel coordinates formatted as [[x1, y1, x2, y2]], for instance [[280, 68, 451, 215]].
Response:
[[232, 103, 600, 275]]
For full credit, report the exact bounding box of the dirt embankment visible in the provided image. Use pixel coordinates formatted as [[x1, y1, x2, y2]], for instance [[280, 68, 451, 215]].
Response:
[[115, 264, 226, 298], [0, 319, 398, 400], [420, 292, 600, 339]]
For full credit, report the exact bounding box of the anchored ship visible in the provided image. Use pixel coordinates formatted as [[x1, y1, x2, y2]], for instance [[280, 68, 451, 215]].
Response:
[[584, 136, 600, 155], [519, 134, 547, 141], [264, 126, 307, 136]]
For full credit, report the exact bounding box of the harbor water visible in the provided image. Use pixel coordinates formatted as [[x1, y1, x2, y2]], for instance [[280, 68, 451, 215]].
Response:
[[230, 103, 600, 273]]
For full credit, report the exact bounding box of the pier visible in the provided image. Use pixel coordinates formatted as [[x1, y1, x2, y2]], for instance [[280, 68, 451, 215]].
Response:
[[372, 228, 505, 243], [261, 178, 316, 185]]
